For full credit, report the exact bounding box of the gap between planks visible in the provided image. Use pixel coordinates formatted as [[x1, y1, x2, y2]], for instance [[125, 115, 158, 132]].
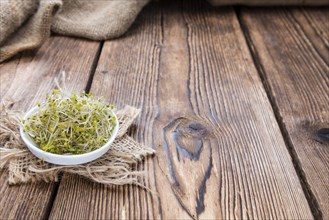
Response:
[[40, 41, 105, 220], [0, 36, 101, 219], [235, 6, 323, 220]]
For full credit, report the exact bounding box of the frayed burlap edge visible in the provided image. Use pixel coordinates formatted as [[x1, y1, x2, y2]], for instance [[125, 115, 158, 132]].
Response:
[[0, 103, 155, 188]]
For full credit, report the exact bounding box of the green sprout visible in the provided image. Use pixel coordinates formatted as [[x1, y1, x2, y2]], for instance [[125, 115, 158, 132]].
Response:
[[23, 89, 116, 155]]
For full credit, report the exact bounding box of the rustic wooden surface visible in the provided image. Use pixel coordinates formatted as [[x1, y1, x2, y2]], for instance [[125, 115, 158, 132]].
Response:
[[240, 7, 329, 219], [0, 37, 100, 219], [0, 1, 328, 220], [49, 1, 315, 220]]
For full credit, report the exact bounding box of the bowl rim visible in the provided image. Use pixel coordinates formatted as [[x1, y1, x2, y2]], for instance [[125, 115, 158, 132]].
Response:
[[20, 105, 119, 159]]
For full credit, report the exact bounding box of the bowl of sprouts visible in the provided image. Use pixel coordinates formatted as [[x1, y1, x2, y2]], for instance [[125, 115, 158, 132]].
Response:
[[20, 89, 119, 165]]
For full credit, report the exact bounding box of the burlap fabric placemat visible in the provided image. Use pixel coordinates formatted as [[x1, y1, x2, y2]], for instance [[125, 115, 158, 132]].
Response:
[[1, 0, 328, 63], [0, 103, 155, 187], [0, 0, 150, 62]]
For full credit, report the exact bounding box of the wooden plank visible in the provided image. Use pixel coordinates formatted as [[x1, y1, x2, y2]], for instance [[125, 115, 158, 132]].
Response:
[[0, 36, 100, 219], [239, 8, 329, 219], [50, 1, 314, 219]]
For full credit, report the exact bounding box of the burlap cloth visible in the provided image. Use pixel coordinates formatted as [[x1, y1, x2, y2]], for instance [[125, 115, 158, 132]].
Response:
[[0, 103, 155, 187], [0, 0, 150, 62], [1, 0, 328, 63]]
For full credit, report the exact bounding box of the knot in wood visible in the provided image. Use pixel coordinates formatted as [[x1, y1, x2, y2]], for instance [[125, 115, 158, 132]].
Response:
[[175, 120, 209, 139], [163, 117, 214, 217], [186, 122, 208, 138], [166, 117, 212, 161], [316, 128, 329, 144], [300, 121, 329, 145]]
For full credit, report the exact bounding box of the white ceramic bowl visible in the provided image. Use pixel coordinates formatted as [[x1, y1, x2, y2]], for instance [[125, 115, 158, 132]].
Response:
[[20, 105, 119, 165]]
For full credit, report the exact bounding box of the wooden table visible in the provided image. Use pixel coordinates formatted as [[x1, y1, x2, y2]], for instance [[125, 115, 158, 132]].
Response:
[[0, 1, 328, 219]]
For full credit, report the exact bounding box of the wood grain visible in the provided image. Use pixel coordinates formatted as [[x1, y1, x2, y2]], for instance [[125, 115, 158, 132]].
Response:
[[49, 1, 315, 219], [0, 36, 100, 219], [240, 7, 329, 219]]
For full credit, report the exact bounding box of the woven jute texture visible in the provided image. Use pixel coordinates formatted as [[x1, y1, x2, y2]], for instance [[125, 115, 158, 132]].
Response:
[[0, 0, 150, 63], [0, 104, 155, 187]]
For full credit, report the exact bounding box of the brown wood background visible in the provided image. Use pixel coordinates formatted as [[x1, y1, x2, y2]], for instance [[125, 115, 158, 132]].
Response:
[[240, 7, 329, 218], [0, 1, 328, 219]]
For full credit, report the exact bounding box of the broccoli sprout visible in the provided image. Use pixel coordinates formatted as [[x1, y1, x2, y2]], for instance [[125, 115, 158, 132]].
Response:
[[23, 89, 116, 155]]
